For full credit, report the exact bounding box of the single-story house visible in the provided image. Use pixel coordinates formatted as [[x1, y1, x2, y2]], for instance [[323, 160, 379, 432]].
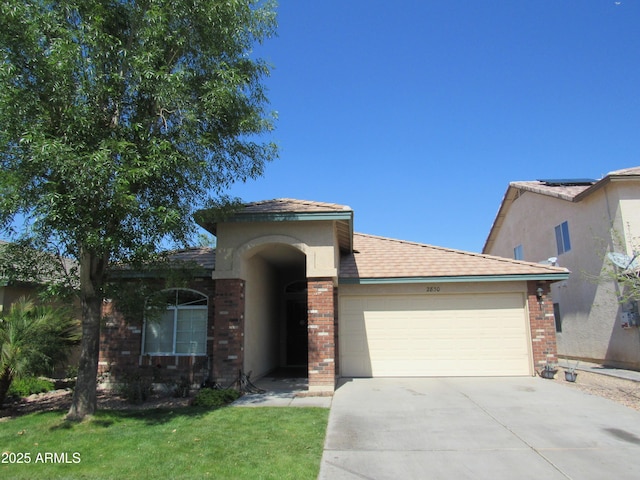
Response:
[[100, 199, 569, 392]]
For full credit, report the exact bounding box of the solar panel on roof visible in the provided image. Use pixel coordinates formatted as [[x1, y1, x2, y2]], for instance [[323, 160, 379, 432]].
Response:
[[537, 178, 597, 186]]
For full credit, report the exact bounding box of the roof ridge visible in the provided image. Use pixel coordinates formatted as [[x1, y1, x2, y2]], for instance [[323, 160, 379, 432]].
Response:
[[246, 198, 352, 210], [353, 232, 568, 273]]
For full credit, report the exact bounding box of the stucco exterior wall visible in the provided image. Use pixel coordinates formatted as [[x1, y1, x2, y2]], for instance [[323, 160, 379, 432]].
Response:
[[486, 183, 640, 369], [243, 254, 280, 378], [618, 186, 640, 252], [213, 221, 339, 280], [0, 285, 38, 312]]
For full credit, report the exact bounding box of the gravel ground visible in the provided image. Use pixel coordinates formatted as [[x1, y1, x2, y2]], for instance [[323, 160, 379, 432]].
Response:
[[550, 369, 640, 412]]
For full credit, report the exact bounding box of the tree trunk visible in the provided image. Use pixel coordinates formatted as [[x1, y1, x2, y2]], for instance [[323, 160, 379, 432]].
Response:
[[0, 368, 14, 408], [67, 248, 107, 421]]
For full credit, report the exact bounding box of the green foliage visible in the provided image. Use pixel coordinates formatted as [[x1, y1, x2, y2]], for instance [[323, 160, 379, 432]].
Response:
[[104, 252, 212, 325], [117, 372, 154, 405], [7, 376, 55, 398], [590, 229, 640, 306], [191, 387, 241, 408], [0, 0, 278, 258], [0, 297, 80, 405], [0, 0, 278, 418]]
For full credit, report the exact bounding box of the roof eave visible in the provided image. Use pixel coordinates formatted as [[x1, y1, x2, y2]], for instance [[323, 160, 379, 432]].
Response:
[[108, 267, 214, 280], [482, 184, 516, 253], [339, 273, 570, 285], [574, 172, 640, 202], [197, 209, 355, 253]]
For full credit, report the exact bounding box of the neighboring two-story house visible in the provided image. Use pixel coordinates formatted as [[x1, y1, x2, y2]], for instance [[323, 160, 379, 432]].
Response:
[[483, 167, 640, 370]]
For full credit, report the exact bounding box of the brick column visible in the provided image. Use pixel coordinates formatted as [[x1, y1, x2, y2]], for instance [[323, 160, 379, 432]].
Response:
[[527, 281, 558, 372], [213, 279, 245, 385], [307, 278, 336, 392]]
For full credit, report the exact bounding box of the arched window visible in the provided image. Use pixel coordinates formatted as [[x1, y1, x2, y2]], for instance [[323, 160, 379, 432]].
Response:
[[142, 289, 208, 356]]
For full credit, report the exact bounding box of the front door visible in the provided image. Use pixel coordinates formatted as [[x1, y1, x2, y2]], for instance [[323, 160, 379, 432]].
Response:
[[286, 296, 308, 366]]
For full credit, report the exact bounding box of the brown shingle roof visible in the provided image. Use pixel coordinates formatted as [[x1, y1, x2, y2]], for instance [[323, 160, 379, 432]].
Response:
[[341, 233, 568, 280], [483, 167, 640, 253], [167, 247, 215, 270], [509, 167, 640, 203], [609, 166, 640, 176], [509, 181, 592, 202], [208, 198, 354, 253], [242, 198, 352, 214]]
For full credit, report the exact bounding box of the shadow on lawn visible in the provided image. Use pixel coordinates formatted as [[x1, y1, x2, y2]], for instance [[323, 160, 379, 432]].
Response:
[[48, 405, 220, 431]]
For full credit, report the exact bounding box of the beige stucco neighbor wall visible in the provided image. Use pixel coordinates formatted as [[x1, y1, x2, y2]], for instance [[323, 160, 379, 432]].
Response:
[[486, 183, 640, 369]]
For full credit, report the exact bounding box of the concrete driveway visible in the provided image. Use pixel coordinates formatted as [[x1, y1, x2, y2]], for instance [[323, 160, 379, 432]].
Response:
[[319, 377, 640, 479]]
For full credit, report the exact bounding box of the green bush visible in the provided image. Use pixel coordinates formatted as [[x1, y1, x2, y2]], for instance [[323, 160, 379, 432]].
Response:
[[192, 388, 240, 408], [8, 376, 55, 398], [117, 373, 153, 405]]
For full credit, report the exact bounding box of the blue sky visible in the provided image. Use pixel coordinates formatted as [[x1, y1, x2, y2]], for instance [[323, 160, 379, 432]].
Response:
[[224, 0, 640, 253]]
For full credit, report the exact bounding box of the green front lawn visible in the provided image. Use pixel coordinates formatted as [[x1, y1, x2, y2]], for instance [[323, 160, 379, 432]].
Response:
[[0, 406, 329, 479]]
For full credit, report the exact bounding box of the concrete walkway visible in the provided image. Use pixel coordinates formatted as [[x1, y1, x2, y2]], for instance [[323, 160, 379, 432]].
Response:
[[319, 377, 640, 479], [231, 375, 332, 408]]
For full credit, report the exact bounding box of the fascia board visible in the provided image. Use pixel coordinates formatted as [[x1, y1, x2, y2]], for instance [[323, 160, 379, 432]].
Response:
[[339, 273, 570, 285]]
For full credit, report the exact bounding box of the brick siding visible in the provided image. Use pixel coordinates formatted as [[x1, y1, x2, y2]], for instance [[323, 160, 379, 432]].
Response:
[[527, 280, 558, 371], [99, 277, 215, 387], [212, 278, 245, 385], [307, 279, 336, 390]]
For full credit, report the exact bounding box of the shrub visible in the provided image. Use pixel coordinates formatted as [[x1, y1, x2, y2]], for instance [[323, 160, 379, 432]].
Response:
[[0, 297, 80, 406], [118, 374, 153, 405], [8, 376, 55, 398], [192, 388, 240, 408]]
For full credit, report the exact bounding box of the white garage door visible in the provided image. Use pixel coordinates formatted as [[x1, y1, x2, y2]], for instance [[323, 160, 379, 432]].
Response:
[[339, 293, 531, 377]]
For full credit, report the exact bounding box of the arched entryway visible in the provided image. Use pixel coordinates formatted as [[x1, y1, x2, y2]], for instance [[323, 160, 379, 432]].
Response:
[[242, 243, 308, 379]]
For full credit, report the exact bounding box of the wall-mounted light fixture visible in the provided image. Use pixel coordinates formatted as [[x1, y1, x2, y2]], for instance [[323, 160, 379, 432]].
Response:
[[536, 287, 545, 302]]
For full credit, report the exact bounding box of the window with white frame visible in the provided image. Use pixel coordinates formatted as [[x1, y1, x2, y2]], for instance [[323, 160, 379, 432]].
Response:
[[555, 221, 571, 255], [142, 289, 208, 355]]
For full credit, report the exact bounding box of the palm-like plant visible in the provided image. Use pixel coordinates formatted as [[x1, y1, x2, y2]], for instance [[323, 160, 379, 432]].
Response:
[[0, 297, 80, 406]]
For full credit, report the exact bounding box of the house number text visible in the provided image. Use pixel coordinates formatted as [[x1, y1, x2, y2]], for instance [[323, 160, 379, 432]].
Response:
[[425, 286, 441, 293]]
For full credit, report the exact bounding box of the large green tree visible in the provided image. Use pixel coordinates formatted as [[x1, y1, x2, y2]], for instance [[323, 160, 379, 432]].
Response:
[[0, 0, 277, 419]]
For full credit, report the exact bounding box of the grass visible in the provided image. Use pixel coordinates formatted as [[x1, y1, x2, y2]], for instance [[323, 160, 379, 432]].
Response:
[[0, 406, 329, 479]]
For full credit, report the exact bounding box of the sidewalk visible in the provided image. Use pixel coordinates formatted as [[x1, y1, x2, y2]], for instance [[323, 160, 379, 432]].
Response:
[[557, 358, 640, 383]]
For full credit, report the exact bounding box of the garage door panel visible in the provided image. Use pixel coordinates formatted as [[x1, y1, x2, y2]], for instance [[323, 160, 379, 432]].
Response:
[[340, 293, 531, 377]]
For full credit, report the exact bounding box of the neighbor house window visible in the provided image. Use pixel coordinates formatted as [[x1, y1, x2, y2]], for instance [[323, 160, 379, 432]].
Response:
[[555, 221, 571, 255], [553, 303, 562, 332], [514, 244, 524, 260], [142, 289, 208, 355]]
